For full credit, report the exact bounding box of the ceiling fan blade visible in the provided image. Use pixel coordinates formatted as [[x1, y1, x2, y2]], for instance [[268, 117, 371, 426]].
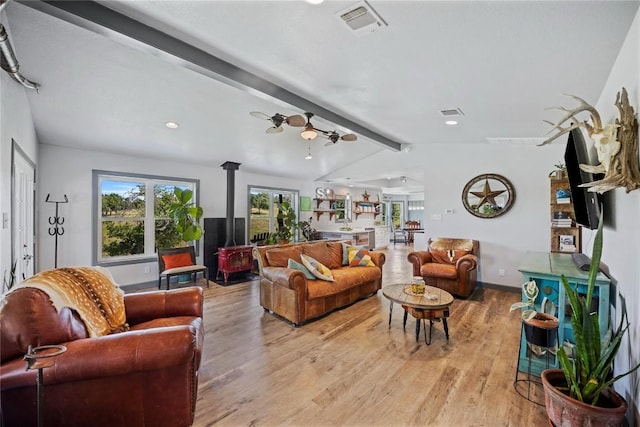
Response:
[[250, 111, 271, 120], [266, 126, 284, 134], [286, 115, 306, 127], [324, 141, 333, 146], [341, 134, 357, 142]]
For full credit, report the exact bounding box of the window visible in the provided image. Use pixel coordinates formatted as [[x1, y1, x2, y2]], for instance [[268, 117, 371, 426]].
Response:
[[94, 171, 199, 265], [248, 186, 298, 240], [390, 201, 404, 229]]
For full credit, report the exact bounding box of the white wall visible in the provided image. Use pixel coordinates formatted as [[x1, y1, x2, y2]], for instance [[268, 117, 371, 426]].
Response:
[[421, 143, 565, 287], [38, 144, 306, 286], [0, 13, 39, 292], [591, 7, 640, 420]]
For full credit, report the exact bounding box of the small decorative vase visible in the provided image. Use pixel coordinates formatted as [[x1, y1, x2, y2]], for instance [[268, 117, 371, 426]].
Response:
[[541, 369, 627, 427]]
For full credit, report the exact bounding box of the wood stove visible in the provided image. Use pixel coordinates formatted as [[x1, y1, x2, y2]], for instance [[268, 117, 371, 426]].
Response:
[[216, 245, 253, 283], [215, 161, 253, 283]]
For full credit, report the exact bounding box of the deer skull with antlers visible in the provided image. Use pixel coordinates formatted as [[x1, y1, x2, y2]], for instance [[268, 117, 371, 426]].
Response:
[[539, 88, 639, 194]]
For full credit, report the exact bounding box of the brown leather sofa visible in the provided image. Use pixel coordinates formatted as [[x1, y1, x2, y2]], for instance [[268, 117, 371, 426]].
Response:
[[408, 238, 479, 297], [253, 240, 385, 325], [0, 284, 204, 427]]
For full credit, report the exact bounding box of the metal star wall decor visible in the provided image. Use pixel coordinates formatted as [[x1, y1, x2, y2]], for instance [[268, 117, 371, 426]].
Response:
[[462, 174, 515, 218], [470, 179, 506, 209]]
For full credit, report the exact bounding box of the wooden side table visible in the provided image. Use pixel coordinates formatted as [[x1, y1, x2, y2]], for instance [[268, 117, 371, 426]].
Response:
[[383, 283, 454, 345]]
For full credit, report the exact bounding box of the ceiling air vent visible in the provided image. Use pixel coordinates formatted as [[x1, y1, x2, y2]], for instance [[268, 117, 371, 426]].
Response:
[[439, 108, 465, 117], [336, 1, 387, 36]]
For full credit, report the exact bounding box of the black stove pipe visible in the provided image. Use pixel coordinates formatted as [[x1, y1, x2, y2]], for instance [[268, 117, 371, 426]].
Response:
[[221, 161, 240, 247]]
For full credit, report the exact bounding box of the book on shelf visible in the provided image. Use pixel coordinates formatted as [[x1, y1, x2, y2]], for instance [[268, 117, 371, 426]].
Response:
[[560, 243, 577, 252], [556, 197, 571, 204], [552, 218, 573, 223]]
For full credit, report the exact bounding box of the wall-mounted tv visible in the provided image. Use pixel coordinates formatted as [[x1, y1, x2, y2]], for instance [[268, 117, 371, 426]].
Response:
[[563, 128, 602, 230]]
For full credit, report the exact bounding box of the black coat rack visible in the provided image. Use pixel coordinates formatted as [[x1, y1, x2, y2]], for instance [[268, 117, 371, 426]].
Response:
[[45, 194, 68, 268]]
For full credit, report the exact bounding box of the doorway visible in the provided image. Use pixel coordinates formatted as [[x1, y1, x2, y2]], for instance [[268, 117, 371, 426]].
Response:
[[390, 201, 404, 229], [12, 140, 36, 284]]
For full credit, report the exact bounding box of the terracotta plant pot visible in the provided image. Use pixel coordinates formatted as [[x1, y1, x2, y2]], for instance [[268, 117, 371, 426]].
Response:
[[523, 312, 558, 347], [541, 369, 628, 427]]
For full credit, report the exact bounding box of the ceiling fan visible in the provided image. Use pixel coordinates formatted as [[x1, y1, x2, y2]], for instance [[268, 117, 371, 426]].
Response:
[[321, 130, 358, 146], [300, 112, 358, 145], [249, 111, 306, 134]]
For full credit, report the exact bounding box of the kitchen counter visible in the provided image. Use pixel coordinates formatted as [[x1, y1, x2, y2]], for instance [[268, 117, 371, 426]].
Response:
[[316, 229, 375, 249]]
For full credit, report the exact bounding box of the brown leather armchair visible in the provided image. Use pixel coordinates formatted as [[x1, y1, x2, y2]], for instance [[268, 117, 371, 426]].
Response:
[[407, 238, 479, 297], [0, 285, 204, 427]]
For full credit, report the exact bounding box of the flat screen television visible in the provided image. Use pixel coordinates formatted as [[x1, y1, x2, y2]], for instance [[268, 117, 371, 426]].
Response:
[[563, 128, 602, 230]]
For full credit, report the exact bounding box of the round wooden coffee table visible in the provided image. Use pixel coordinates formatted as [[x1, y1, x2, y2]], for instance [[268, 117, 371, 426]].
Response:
[[383, 283, 454, 345]]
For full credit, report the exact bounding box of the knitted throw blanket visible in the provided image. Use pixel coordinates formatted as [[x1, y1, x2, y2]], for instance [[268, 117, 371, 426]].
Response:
[[14, 266, 128, 337]]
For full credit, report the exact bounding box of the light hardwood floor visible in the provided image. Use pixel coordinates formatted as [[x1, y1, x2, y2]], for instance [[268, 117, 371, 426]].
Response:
[[145, 244, 548, 426]]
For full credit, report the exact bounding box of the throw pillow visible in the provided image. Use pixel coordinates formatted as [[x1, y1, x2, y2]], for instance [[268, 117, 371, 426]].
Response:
[[300, 254, 335, 282], [347, 245, 375, 267], [162, 252, 194, 270], [287, 258, 315, 280], [430, 249, 471, 265], [341, 242, 351, 265], [341, 243, 366, 266]]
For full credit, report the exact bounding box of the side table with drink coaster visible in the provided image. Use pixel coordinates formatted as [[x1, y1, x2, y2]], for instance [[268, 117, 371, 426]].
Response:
[[382, 282, 454, 345]]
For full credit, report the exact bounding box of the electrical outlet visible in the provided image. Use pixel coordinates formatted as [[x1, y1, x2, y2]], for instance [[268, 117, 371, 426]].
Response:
[[430, 213, 442, 221], [498, 268, 505, 276]]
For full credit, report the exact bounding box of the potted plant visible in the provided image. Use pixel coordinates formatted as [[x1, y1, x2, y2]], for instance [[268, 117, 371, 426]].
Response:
[[510, 280, 559, 347], [541, 214, 640, 426], [267, 200, 296, 244], [549, 162, 567, 179], [3, 260, 18, 292], [169, 188, 203, 242], [296, 217, 318, 241]]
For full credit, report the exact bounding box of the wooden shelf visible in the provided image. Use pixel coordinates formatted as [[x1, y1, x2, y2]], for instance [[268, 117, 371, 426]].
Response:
[[313, 210, 336, 221], [354, 212, 380, 220], [313, 198, 337, 209], [353, 200, 381, 219], [549, 177, 581, 253]]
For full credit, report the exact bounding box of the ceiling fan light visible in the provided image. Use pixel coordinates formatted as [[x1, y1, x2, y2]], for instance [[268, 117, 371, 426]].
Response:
[[305, 153, 313, 160], [301, 125, 317, 141]]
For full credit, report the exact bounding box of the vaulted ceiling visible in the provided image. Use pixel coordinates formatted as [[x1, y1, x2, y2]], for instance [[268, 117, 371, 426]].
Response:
[[3, 1, 638, 193]]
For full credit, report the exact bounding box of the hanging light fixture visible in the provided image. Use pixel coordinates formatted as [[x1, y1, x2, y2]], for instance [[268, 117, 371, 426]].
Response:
[[305, 143, 313, 160], [301, 112, 318, 141], [301, 123, 318, 141]]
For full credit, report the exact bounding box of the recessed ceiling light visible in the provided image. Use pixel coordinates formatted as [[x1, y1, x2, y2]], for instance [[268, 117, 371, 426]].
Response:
[[445, 120, 458, 126], [165, 121, 179, 129], [305, 0, 325, 4]]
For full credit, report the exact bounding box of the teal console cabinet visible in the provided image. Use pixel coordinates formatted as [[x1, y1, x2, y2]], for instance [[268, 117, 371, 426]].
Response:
[[516, 251, 610, 376]]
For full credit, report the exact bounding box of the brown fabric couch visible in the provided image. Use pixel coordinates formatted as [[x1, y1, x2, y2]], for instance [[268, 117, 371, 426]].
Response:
[[407, 238, 479, 297], [253, 240, 385, 325], [0, 280, 204, 427]]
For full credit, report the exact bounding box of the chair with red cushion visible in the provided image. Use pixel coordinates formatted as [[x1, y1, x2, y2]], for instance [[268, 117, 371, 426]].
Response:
[[158, 246, 209, 290]]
